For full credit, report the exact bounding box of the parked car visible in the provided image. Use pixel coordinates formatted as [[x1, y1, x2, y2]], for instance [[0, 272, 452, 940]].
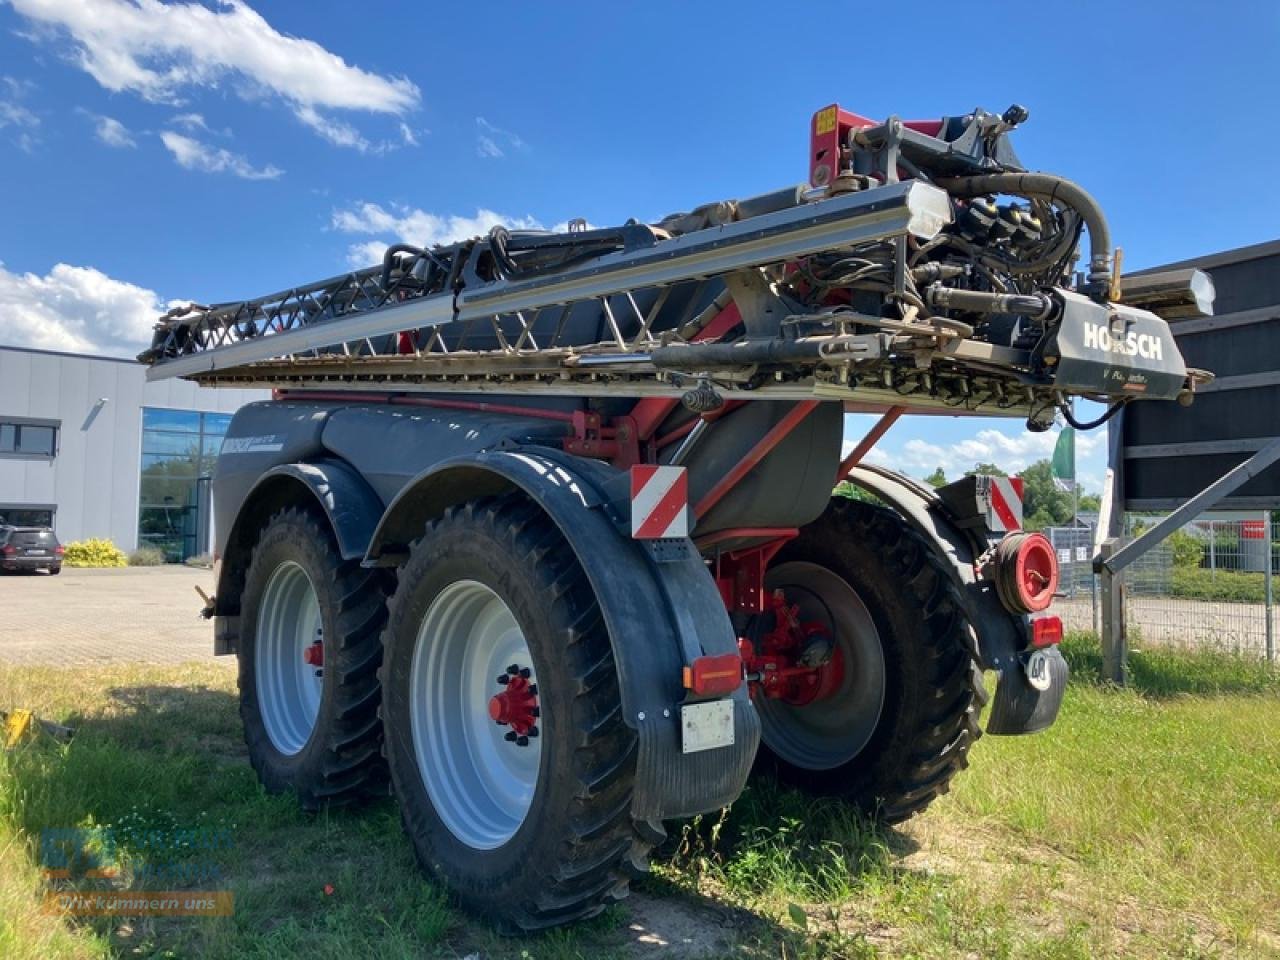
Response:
[[0, 526, 63, 574]]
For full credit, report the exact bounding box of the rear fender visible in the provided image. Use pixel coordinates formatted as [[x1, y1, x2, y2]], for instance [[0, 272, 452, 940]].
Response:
[[366, 448, 760, 821], [844, 464, 1066, 735]]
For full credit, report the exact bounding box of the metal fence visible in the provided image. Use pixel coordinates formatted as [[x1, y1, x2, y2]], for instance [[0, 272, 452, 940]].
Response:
[[1047, 516, 1277, 660]]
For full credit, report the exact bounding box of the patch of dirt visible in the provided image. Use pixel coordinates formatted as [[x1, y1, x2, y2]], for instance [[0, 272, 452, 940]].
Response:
[[620, 890, 747, 957]]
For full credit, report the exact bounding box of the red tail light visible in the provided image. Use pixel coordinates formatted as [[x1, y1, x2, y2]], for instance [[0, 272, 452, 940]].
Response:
[[1031, 615, 1063, 648], [682, 654, 743, 696], [55, 545, 65, 556], [1, 545, 15, 556]]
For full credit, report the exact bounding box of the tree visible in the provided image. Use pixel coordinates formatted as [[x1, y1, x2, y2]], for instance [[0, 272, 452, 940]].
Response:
[[924, 466, 948, 488], [962, 458, 1093, 530], [1018, 459, 1074, 530], [967, 462, 1006, 477]]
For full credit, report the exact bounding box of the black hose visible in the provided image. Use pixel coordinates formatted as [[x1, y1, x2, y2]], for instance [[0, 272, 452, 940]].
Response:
[[1060, 399, 1127, 430], [938, 173, 1112, 299]]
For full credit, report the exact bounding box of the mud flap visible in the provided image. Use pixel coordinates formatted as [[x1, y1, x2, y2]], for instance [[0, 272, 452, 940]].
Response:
[[986, 647, 1068, 735]]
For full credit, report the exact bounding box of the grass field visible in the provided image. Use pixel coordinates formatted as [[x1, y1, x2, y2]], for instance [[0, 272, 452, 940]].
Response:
[[1, 635, 1277, 959]]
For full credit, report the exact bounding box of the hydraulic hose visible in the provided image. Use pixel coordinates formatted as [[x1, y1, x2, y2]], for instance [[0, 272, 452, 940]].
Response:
[[938, 173, 1113, 300]]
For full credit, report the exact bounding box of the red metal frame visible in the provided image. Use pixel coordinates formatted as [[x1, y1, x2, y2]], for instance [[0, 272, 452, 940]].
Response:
[[809, 104, 947, 188], [835, 405, 904, 481], [706, 531, 797, 615], [810, 104, 876, 188]]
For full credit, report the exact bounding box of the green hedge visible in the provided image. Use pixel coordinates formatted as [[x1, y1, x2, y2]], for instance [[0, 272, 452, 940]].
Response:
[[62, 538, 127, 568], [1170, 567, 1267, 604]]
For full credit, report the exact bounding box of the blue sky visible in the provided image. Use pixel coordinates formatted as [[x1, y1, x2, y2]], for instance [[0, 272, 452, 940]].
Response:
[[1, 0, 1277, 491]]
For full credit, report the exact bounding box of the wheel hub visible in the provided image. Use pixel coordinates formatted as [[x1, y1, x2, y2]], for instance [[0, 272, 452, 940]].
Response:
[[489, 664, 540, 744], [740, 589, 844, 705]]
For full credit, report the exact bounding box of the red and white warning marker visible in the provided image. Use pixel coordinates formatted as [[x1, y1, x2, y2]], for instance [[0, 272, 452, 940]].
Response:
[[630, 465, 689, 539], [985, 476, 1024, 532]]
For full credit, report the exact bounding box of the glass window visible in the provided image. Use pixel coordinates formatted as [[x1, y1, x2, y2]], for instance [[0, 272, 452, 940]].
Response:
[[0, 420, 58, 457], [0, 506, 55, 527], [202, 412, 233, 435], [19, 425, 55, 455], [142, 408, 201, 433], [142, 432, 201, 457], [138, 407, 231, 561]]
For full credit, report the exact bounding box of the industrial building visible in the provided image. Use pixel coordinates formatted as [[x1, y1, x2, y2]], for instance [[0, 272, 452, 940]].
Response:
[[0, 344, 266, 560]]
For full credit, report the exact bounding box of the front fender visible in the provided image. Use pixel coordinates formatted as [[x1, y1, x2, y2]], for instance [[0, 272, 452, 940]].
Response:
[[367, 448, 760, 821], [251, 459, 384, 561]]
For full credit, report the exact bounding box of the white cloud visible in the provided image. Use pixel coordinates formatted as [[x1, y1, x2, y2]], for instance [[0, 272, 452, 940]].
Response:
[[170, 111, 209, 132], [841, 415, 1108, 493], [331, 201, 543, 267], [160, 129, 281, 179], [0, 75, 40, 150], [91, 113, 135, 147], [475, 116, 526, 159], [10, 0, 420, 148], [0, 261, 165, 356]]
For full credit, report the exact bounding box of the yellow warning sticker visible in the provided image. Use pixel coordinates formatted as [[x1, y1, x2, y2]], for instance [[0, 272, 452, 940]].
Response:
[[814, 107, 837, 136]]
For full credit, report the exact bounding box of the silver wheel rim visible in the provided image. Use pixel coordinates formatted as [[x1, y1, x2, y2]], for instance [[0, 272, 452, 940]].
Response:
[[255, 561, 324, 756], [756, 561, 886, 770], [410, 580, 542, 850]]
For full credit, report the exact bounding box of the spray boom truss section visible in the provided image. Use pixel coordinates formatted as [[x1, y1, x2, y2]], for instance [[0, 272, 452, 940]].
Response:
[[141, 106, 1205, 430]]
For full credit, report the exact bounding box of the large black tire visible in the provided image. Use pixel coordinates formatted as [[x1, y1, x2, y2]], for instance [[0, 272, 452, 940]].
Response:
[[380, 495, 646, 933], [238, 507, 388, 810], [756, 497, 985, 822]]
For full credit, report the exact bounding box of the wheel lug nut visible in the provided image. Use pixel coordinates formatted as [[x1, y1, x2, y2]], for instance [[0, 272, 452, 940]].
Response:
[[531, 706, 540, 718], [518, 667, 531, 679], [527, 726, 538, 738], [507, 664, 519, 675], [516, 735, 529, 747], [496, 675, 510, 685], [527, 683, 538, 696], [504, 731, 518, 742]]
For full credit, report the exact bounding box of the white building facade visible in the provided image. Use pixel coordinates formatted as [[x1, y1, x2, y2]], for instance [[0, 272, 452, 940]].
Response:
[[0, 345, 267, 558]]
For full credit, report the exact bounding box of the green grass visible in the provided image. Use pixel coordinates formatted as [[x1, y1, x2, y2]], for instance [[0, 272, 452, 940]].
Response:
[[1171, 567, 1271, 604], [0, 642, 1278, 959]]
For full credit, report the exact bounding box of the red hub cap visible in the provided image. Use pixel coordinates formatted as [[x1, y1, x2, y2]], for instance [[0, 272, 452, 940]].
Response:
[[302, 642, 323, 667], [489, 664, 539, 742]]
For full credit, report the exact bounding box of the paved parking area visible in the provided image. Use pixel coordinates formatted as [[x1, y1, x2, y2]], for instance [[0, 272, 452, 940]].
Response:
[[0, 567, 224, 665]]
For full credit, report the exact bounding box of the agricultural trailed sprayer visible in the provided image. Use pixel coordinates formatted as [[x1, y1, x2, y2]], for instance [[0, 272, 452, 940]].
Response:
[[141, 102, 1209, 931]]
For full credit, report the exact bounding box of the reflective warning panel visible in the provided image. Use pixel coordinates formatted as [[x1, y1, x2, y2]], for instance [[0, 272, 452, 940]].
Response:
[[630, 465, 689, 539]]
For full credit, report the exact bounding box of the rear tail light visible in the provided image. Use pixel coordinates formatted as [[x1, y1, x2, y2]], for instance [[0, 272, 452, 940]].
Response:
[[1031, 615, 1063, 648], [992, 531, 1059, 614], [682, 653, 743, 697], [54, 545, 65, 556], [1, 545, 15, 556]]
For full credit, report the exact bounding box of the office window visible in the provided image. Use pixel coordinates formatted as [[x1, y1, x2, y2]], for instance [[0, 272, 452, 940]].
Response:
[[137, 409, 233, 561], [0, 418, 59, 458]]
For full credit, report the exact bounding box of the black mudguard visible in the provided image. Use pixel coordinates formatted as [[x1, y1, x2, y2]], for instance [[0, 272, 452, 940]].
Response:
[[366, 447, 761, 822], [211, 458, 385, 654], [845, 464, 1068, 736]]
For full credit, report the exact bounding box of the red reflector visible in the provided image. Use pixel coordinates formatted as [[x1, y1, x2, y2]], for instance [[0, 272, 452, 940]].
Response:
[[682, 653, 743, 696], [1031, 616, 1063, 648]]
